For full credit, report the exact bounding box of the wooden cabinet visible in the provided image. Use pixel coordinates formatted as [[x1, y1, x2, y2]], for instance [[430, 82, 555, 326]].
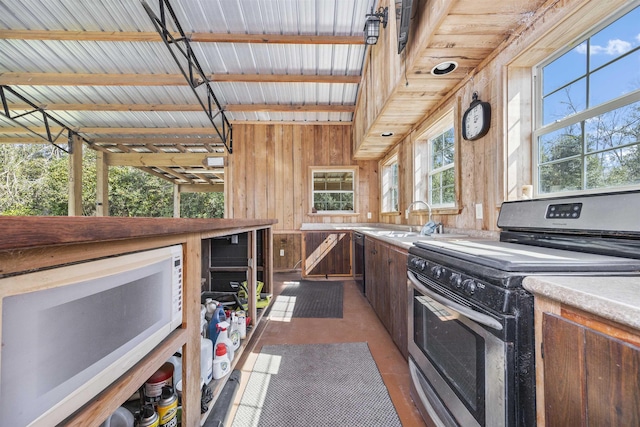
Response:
[[540, 310, 640, 426], [365, 237, 408, 358], [302, 231, 352, 278], [0, 217, 274, 427]]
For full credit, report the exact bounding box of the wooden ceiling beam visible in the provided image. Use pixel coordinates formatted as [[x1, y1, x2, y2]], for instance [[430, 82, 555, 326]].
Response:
[[105, 152, 213, 167], [92, 137, 223, 145], [6, 102, 356, 113], [0, 30, 364, 45], [2, 126, 226, 136], [0, 72, 360, 86], [178, 183, 224, 193]]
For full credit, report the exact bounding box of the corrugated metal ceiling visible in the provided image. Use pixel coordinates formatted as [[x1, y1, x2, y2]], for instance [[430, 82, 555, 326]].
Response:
[[0, 0, 372, 126]]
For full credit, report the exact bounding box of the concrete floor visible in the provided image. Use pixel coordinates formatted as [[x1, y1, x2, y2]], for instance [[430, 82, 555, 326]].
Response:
[[230, 271, 426, 426]]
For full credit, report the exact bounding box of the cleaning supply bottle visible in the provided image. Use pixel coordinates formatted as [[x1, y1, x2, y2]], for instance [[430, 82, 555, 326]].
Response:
[[200, 304, 208, 338], [207, 301, 227, 345], [200, 336, 213, 384], [228, 312, 241, 351], [237, 310, 247, 339], [212, 343, 230, 380], [214, 321, 234, 362]]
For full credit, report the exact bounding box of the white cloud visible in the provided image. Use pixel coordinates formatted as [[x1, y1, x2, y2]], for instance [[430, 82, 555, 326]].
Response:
[[636, 33, 640, 43], [584, 39, 632, 55]]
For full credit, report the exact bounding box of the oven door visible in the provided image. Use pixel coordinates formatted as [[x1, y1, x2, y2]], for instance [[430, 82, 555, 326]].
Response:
[[407, 271, 507, 427]]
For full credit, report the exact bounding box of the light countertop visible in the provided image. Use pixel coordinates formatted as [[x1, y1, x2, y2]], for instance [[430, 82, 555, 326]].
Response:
[[300, 222, 497, 249], [523, 275, 640, 330]]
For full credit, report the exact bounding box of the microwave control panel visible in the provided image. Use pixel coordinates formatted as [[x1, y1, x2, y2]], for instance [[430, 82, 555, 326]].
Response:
[[171, 245, 183, 328]]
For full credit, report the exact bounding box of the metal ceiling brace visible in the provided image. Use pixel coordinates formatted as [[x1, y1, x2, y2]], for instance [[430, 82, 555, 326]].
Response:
[[0, 85, 92, 154], [141, 0, 233, 154]]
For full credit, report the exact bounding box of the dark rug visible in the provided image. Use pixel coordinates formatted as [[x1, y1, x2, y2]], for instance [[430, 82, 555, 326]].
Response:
[[232, 342, 402, 427], [275, 280, 344, 318]]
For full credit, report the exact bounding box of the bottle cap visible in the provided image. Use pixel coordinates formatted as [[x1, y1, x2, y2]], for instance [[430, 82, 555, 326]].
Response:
[[215, 343, 227, 356]]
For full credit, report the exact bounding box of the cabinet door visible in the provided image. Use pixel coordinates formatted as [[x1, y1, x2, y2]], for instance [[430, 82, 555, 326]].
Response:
[[388, 246, 408, 358], [543, 313, 640, 426], [585, 328, 640, 426], [364, 237, 377, 308], [542, 313, 587, 426], [375, 241, 391, 332], [303, 232, 351, 277]]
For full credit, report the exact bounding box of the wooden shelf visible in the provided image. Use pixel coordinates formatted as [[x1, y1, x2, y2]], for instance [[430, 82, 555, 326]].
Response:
[[63, 328, 188, 426], [0, 219, 274, 427], [199, 306, 270, 425]]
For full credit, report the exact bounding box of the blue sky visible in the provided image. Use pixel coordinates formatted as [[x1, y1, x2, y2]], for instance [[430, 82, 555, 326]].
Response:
[[542, 5, 640, 125]]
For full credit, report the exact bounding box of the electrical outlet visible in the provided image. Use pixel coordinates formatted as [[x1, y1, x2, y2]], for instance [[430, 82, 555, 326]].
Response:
[[279, 249, 285, 257], [475, 203, 483, 220], [367, 212, 372, 219]]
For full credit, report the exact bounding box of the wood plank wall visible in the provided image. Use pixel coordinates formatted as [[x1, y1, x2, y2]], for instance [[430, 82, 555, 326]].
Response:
[[369, 0, 628, 232], [227, 124, 379, 269]]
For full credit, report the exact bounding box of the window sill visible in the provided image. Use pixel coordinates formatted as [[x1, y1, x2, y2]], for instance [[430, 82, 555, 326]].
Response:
[[308, 212, 360, 216], [381, 212, 401, 217], [407, 206, 462, 216]]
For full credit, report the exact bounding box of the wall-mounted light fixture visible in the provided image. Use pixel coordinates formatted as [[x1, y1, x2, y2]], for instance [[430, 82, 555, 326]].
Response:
[[364, 6, 388, 45], [203, 156, 225, 168]]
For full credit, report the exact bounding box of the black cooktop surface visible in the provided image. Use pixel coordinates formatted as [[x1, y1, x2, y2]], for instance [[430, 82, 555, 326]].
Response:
[[412, 239, 640, 273]]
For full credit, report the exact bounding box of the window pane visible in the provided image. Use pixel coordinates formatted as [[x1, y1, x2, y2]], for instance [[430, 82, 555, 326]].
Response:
[[312, 170, 354, 212], [542, 43, 587, 96], [431, 135, 444, 169], [442, 168, 455, 187], [542, 78, 587, 125], [587, 146, 640, 189], [539, 158, 582, 194], [589, 50, 640, 107], [539, 125, 582, 163], [585, 99, 640, 152], [443, 185, 455, 204], [589, 6, 640, 71]]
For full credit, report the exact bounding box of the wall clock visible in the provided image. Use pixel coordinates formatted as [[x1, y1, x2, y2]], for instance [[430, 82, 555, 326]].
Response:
[[462, 92, 491, 141]]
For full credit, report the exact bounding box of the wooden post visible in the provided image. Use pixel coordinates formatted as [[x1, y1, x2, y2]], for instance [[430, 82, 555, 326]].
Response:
[[248, 230, 258, 325], [68, 134, 83, 216], [182, 234, 202, 427], [96, 150, 109, 216], [174, 184, 181, 218]]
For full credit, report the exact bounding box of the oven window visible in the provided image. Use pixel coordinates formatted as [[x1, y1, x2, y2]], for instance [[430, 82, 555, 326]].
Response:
[[413, 290, 485, 422]]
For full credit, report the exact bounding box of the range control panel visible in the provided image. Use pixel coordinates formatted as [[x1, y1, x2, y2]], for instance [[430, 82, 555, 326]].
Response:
[[545, 202, 582, 219], [407, 255, 513, 315]]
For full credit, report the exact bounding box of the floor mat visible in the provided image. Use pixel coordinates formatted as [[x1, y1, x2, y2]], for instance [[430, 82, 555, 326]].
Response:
[[232, 342, 402, 427], [272, 280, 343, 318]]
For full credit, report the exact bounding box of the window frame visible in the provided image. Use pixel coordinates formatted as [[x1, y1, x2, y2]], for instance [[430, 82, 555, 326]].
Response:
[[380, 151, 400, 214], [413, 109, 460, 212], [532, 3, 640, 197], [309, 166, 358, 215]]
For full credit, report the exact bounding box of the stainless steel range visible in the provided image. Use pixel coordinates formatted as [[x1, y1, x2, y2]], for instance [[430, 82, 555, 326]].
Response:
[[407, 191, 640, 427]]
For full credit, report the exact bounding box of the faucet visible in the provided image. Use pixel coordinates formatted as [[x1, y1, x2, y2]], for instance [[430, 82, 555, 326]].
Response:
[[405, 201, 443, 235], [405, 201, 432, 222]]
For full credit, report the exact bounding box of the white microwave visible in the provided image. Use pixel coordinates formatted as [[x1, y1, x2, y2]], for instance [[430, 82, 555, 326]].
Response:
[[0, 245, 183, 427]]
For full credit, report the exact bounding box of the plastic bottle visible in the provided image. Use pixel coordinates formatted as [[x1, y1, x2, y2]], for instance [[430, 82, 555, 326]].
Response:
[[214, 321, 234, 362], [228, 312, 241, 351], [236, 310, 247, 339], [212, 343, 231, 380], [200, 304, 208, 338], [167, 352, 182, 387], [204, 298, 217, 322], [207, 302, 227, 345], [200, 336, 213, 383]]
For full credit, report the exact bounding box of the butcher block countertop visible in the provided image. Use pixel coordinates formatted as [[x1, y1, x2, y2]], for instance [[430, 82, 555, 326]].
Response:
[[0, 216, 277, 251], [523, 275, 640, 330]]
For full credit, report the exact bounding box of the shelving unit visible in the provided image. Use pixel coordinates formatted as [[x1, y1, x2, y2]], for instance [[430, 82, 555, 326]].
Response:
[[0, 217, 275, 427]]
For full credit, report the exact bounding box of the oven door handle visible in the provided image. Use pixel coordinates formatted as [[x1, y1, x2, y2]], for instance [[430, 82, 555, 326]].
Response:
[[407, 271, 503, 331]]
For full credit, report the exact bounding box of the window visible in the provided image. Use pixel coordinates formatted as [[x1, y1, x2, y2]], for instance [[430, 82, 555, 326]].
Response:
[[415, 112, 456, 207], [311, 168, 356, 213], [381, 154, 399, 213], [534, 4, 640, 195]]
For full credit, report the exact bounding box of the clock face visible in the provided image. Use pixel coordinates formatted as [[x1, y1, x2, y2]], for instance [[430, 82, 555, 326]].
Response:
[[462, 100, 491, 141]]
